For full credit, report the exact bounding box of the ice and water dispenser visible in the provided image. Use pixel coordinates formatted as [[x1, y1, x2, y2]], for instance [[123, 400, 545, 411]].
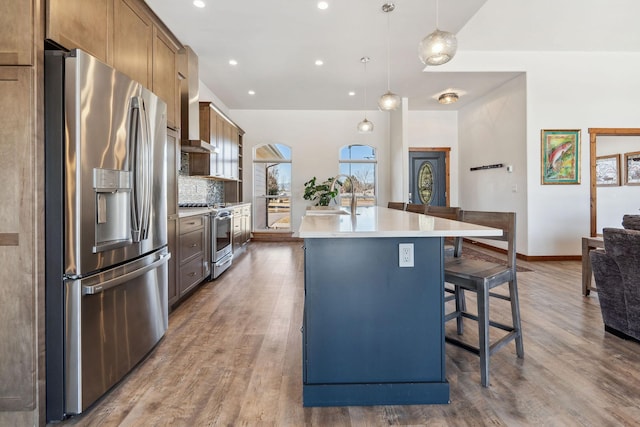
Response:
[[93, 168, 131, 252]]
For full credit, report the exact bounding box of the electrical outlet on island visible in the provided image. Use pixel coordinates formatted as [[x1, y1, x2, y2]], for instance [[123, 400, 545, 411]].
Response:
[[399, 243, 414, 268]]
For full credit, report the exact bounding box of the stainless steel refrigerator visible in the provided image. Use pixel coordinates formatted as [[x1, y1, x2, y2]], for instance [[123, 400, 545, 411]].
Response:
[[45, 49, 170, 421]]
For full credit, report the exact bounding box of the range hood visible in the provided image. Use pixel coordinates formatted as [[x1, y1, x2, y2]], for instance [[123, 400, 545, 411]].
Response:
[[179, 46, 214, 153]]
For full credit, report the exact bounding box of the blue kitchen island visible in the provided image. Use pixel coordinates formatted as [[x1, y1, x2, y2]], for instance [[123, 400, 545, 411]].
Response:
[[299, 206, 500, 406]]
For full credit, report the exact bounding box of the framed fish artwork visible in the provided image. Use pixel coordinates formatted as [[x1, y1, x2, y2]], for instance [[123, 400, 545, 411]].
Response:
[[541, 129, 581, 184]]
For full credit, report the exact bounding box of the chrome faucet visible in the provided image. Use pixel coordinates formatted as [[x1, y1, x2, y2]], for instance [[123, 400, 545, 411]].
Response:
[[330, 174, 357, 215]]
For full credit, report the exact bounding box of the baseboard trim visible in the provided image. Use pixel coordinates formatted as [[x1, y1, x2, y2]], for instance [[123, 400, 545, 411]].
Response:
[[463, 238, 582, 262], [251, 232, 302, 242]]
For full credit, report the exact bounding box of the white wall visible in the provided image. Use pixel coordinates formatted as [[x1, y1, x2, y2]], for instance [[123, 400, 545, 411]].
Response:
[[457, 74, 528, 254], [406, 110, 459, 206], [230, 109, 390, 236], [437, 0, 640, 255]]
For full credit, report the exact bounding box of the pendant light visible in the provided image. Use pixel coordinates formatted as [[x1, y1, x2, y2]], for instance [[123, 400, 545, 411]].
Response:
[[378, 3, 401, 111], [357, 56, 374, 133], [418, 0, 458, 66]]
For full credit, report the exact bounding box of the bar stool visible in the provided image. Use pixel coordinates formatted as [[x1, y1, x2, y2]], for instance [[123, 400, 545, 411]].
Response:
[[406, 203, 427, 214], [424, 206, 461, 257], [387, 202, 406, 210], [444, 210, 524, 387]]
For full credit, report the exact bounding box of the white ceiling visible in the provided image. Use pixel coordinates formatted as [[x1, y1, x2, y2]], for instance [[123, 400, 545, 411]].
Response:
[[146, 0, 521, 111]]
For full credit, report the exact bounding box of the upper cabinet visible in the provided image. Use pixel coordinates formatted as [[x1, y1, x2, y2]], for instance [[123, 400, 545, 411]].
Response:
[[152, 26, 180, 130], [113, 0, 152, 88], [190, 102, 243, 180], [46, 0, 112, 64], [46, 0, 181, 130], [1, 0, 34, 65]]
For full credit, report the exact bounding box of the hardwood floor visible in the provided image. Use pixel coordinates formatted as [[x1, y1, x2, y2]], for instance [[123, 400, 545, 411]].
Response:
[[54, 242, 640, 426]]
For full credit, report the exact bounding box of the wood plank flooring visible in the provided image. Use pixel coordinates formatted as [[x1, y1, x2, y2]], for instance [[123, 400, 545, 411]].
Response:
[[53, 242, 640, 426]]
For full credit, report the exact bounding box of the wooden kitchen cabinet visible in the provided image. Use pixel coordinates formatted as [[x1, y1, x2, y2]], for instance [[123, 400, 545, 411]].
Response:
[[178, 214, 209, 296], [191, 102, 243, 180], [46, 0, 112, 64], [0, 67, 36, 410], [152, 25, 180, 130], [47, 0, 181, 130], [113, 0, 153, 88], [0, 0, 34, 65], [167, 129, 180, 306], [231, 203, 251, 255]]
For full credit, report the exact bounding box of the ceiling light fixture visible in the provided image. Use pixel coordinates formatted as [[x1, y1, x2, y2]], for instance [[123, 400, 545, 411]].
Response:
[[418, 0, 457, 66], [348, 91, 356, 96], [317, 1, 329, 10], [378, 3, 401, 111], [315, 59, 324, 66], [357, 57, 374, 133], [248, 90, 255, 95], [438, 92, 459, 104], [193, 0, 205, 8], [228, 59, 238, 66]]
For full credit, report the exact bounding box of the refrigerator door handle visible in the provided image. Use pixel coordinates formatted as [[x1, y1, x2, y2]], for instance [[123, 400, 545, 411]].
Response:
[[81, 252, 171, 295], [128, 96, 152, 242]]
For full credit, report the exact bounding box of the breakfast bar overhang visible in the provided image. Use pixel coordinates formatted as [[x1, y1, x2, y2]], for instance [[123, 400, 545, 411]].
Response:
[[299, 206, 501, 407]]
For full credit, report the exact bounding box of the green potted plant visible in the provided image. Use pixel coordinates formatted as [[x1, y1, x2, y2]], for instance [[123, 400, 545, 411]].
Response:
[[303, 176, 342, 206]]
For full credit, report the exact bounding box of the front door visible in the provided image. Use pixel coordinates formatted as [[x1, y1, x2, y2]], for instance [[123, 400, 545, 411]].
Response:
[[409, 150, 447, 206]]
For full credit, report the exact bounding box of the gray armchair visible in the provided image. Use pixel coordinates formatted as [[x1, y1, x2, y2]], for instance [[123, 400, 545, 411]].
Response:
[[590, 227, 640, 341]]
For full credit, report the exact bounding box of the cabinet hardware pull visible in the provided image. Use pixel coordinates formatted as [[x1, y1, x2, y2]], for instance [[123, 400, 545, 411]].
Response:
[[188, 272, 196, 277], [191, 243, 198, 247]]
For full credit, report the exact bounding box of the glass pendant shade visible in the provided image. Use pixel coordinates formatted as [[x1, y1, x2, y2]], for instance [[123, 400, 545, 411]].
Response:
[[419, 29, 457, 66], [357, 118, 374, 133], [378, 91, 401, 111]]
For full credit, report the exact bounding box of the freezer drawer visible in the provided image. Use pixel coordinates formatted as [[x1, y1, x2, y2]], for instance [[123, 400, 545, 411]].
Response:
[[64, 248, 170, 414]]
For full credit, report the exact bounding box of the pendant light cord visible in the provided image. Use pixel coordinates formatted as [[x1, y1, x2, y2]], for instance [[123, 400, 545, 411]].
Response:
[[436, 0, 440, 29], [364, 59, 368, 119], [386, 11, 391, 91]]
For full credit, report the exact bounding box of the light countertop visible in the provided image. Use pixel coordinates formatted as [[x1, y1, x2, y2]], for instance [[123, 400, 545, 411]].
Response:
[[178, 207, 213, 218], [299, 206, 502, 239]]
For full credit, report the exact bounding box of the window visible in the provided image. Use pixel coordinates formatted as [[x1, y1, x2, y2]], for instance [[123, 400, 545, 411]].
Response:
[[339, 144, 377, 207], [253, 143, 292, 231]]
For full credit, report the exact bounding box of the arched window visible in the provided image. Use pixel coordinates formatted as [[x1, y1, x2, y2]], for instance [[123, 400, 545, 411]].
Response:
[[339, 144, 377, 207], [253, 143, 292, 231]]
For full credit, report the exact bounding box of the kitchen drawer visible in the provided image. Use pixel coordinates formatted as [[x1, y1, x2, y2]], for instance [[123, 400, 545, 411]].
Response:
[[180, 214, 206, 234], [179, 229, 204, 263], [179, 255, 205, 295]]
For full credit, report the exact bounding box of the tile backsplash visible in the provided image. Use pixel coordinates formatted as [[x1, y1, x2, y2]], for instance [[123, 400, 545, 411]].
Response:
[[178, 152, 224, 205]]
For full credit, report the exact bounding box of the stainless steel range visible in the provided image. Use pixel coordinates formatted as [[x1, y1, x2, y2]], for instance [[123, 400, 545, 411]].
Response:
[[211, 207, 233, 278]]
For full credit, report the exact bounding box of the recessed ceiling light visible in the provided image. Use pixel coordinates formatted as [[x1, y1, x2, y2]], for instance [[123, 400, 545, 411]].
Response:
[[317, 1, 329, 10], [248, 90, 255, 95], [193, 0, 205, 8], [348, 91, 356, 96], [229, 59, 238, 66], [315, 59, 324, 66]]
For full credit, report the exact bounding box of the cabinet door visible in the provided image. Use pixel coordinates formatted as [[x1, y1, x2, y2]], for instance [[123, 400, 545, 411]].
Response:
[[166, 129, 179, 217], [0, 0, 33, 65], [153, 26, 179, 129], [230, 129, 239, 180], [0, 67, 35, 409], [167, 217, 179, 306], [113, 0, 152, 87], [46, 0, 111, 64], [215, 114, 226, 177], [223, 121, 233, 178]]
